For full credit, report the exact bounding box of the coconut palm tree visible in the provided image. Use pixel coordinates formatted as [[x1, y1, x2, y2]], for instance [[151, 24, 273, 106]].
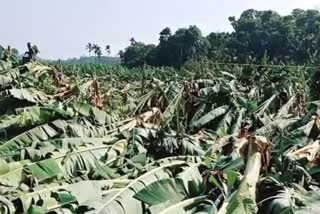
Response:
[[86, 42, 93, 56], [105, 45, 111, 55], [92, 44, 102, 62]]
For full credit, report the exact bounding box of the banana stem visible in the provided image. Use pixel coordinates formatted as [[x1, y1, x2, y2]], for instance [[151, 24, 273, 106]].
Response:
[[218, 137, 266, 214], [240, 143, 261, 197]]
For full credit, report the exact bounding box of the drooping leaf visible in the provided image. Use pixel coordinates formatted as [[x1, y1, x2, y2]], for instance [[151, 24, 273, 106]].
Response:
[[191, 105, 229, 130]]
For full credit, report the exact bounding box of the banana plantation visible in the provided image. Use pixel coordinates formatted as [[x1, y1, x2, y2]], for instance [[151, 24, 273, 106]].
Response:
[[0, 48, 320, 214]]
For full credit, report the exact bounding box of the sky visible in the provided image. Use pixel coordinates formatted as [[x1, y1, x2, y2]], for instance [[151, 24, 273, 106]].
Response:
[[1, 0, 320, 59]]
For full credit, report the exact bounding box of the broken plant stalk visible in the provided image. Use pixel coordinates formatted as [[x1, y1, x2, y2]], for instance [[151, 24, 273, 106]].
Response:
[[218, 136, 271, 214]]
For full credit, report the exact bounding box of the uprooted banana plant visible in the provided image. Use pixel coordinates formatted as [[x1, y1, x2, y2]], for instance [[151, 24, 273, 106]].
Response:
[[0, 53, 320, 214]]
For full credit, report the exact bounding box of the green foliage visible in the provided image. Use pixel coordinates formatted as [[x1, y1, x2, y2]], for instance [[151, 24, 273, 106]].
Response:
[[120, 42, 157, 68], [121, 26, 210, 68], [2, 9, 320, 212], [120, 9, 320, 68]]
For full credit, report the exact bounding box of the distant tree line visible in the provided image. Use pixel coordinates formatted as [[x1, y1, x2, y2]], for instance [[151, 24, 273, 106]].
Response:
[[55, 56, 120, 65], [50, 43, 117, 65], [120, 9, 320, 68]]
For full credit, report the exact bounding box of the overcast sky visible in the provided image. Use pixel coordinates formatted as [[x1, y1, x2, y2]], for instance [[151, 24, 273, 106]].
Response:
[[1, 0, 320, 59]]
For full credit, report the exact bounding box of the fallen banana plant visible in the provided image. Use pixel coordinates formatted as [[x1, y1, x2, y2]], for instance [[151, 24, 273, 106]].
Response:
[[218, 136, 272, 214], [0, 58, 318, 214]]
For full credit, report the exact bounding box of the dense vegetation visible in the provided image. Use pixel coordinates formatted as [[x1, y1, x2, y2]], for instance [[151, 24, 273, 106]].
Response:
[[120, 9, 320, 68], [1, 7, 320, 214]]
